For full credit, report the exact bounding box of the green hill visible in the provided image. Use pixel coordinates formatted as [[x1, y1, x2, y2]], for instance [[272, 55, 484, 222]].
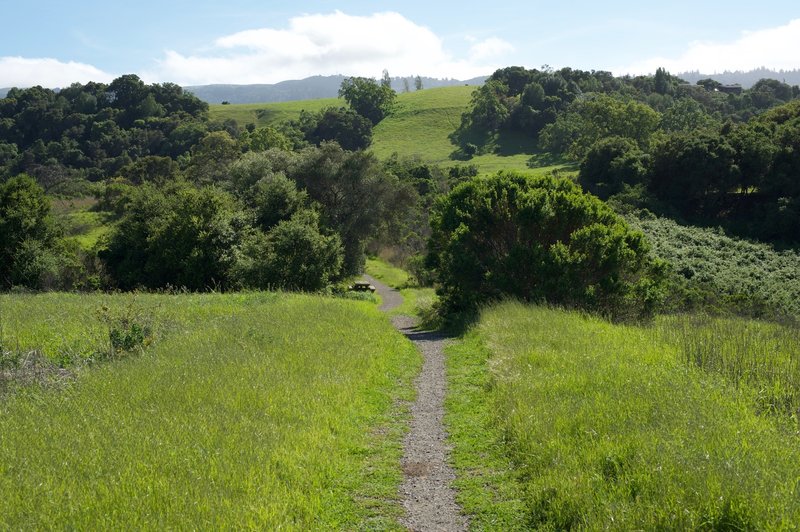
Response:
[[210, 87, 571, 175]]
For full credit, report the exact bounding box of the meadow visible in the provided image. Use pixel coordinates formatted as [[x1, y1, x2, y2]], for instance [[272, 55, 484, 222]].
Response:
[[0, 292, 420, 529], [446, 302, 800, 529], [209, 97, 339, 128]]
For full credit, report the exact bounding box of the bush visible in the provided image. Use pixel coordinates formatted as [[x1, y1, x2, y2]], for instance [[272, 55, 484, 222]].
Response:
[[427, 171, 666, 319], [0, 175, 59, 290]]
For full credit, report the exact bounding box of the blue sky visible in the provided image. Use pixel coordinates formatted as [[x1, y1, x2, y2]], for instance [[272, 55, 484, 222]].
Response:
[[2, 1, 799, 87]]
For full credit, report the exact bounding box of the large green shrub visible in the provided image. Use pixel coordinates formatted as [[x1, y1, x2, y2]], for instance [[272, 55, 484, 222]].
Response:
[[0, 175, 59, 289], [427, 172, 665, 319]]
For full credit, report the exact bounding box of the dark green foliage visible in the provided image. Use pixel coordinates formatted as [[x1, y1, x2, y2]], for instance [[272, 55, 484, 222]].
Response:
[[0, 175, 58, 289], [234, 211, 343, 291], [266, 143, 417, 276], [649, 132, 738, 217], [306, 107, 372, 151], [102, 183, 249, 290], [338, 77, 396, 125], [0, 76, 208, 185], [579, 136, 648, 199], [428, 172, 665, 319]]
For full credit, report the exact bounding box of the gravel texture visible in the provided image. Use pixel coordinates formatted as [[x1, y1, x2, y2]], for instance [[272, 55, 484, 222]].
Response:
[[363, 275, 467, 531]]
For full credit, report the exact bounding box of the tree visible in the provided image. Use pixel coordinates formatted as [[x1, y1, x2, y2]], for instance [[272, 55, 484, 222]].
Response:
[[427, 172, 665, 319], [267, 143, 416, 275], [654, 67, 669, 95], [241, 210, 343, 291], [241, 126, 292, 152], [540, 94, 661, 159], [414, 75, 423, 91], [381, 69, 392, 89], [0, 174, 59, 289], [306, 107, 373, 151], [102, 183, 249, 290], [649, 132, 738, 217], [185, 131, 240, 184], [338, 77, 396, 125], [579, 137, 649, 199]]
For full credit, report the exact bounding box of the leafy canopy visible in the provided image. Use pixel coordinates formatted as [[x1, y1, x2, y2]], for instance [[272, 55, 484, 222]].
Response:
[[427, 172, 665, 319]]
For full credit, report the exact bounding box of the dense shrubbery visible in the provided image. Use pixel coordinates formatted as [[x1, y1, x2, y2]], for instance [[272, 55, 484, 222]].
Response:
[[580, 99, 800, 245], [427, 172, 666, 319], [0, 75, 208, 187], [626, 211, 800, 318]]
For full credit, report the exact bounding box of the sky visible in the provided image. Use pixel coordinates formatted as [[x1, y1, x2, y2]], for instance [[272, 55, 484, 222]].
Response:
[[1, 1, 799, 88]]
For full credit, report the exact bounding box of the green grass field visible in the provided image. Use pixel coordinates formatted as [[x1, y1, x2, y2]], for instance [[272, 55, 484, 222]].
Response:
[[446, 302, 800, 529], [0, 292, 420, 529], [210, 98, 340, 128], [51, 197, 114, 250], [211, 87, 572, 175]]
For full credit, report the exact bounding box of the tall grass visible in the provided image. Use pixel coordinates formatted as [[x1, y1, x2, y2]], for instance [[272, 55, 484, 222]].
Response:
[[659, 314, 800, 421], [0, 292, 420, 529], [446, 302, 800, 529]]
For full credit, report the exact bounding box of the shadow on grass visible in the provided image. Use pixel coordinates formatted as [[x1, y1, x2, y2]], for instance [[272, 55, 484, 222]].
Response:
[[448, 128, 537, 161], [527, 152, 579, 169]]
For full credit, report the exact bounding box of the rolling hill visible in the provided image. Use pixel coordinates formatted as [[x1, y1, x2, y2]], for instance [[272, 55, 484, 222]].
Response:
[[210, 86, 572, 174]]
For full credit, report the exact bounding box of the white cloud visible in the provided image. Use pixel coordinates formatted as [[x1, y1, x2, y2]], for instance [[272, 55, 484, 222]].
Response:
[[619, 18, 800, 75], [469, 37, 515, 62], [0, 56, 114, 88], [143, 11, 512, 85]]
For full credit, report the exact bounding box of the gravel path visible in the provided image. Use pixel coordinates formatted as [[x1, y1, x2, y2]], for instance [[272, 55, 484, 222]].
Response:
[[363, 275, 467, 531]]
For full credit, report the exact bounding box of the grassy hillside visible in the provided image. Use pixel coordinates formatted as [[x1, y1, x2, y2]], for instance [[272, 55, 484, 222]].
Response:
[[369, 86, 473, 163], [447, 302, 800, 529], [51, 197, 113, 250], [0, 292, 420, 529], [211, 87, 571, 175], [210, 97, 339, 128]]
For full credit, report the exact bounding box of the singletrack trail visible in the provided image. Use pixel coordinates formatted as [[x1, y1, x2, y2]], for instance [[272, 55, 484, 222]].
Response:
[[363, 275, 467, 531]]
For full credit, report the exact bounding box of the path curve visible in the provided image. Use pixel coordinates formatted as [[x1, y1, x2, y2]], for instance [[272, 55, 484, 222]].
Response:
[[363, 275, 467, 532]]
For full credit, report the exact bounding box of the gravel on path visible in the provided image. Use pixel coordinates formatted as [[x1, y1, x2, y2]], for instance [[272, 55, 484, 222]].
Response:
[[362, 275, 467, 531]]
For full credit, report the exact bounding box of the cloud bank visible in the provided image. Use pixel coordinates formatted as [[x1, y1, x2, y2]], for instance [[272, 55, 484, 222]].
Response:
[[0, 57, 115, 88], [619, 18, 800, 75], [143, 11, 513, 85]]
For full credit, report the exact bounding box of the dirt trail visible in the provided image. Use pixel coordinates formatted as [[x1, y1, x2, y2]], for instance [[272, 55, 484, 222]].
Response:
[[363, 275, 467, 531]]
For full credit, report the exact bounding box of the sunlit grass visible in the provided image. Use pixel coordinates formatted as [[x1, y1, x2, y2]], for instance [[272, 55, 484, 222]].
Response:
[[0, 292, 420, 529], [446, 302, 800, 529], [209, 98, 339, 128], [658, 314, 800, 421], [365, 257, 412, 288]]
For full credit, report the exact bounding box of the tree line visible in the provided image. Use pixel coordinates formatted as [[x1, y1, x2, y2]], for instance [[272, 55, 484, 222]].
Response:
[[455, 66, 800, 245]]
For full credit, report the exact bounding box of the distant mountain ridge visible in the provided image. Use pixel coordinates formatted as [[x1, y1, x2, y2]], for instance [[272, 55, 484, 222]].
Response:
[[184, 75, 487, 104], [676, 68, 800, 88], [3, 68, 798, 102]]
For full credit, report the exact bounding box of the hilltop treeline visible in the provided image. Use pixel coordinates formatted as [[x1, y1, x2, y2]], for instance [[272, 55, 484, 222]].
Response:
[[456, 66, 800, 244], [0, 75, 211, 189]]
